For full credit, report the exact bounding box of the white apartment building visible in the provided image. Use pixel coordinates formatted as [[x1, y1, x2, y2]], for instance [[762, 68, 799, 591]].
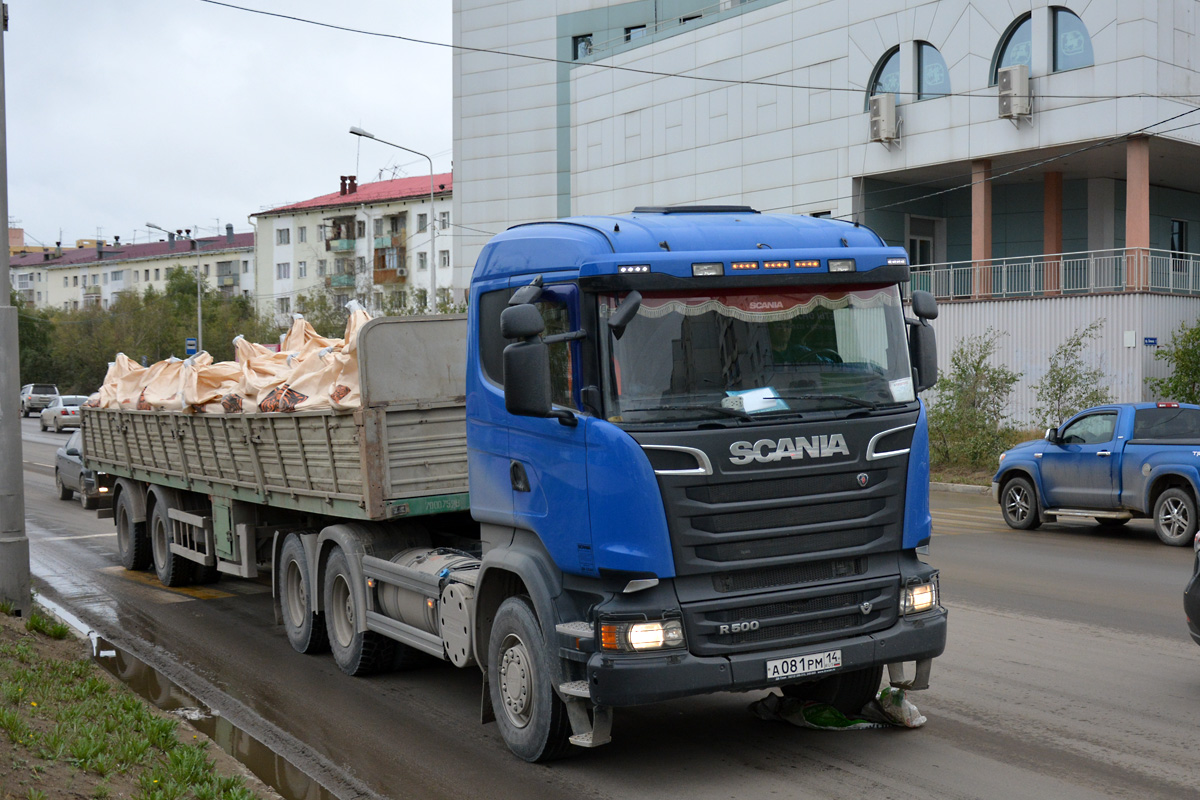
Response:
[[454, 0, 1200, 422], [252, 174, 454, 324], [10, 232, 255, 311]]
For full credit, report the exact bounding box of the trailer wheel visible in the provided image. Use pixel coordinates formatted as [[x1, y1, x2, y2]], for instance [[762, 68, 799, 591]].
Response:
[[324, 548, 393, 675], [1000, 476, 1041, 530], [488, 596, 572, 763], [280, 535, 328, 654], [55, 471, 73, 501], [781, 664, 885, 716], [115, 491, 151, 571], [150, 502, 195, 587], [1154, 487, 1197, 546]]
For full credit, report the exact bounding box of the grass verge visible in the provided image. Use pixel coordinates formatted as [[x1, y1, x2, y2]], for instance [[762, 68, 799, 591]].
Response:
[[0, 599, 271, 800]]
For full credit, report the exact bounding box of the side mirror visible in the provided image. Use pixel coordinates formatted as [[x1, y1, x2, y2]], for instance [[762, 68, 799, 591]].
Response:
[[66, 448, 80, 457], [911, 289, 938, 321], [500, 304, 544, 340], [607, 291, 643, 341], [502, 339, 577, 426], [908, 320, 938, 393], [1045, 427, 1060, 444]]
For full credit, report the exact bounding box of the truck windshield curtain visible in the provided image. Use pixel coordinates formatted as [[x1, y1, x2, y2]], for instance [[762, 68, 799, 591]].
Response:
[[599, 285, 915, 423]]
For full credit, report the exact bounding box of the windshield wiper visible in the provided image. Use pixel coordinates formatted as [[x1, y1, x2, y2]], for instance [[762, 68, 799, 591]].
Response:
[[637, 403, 753, 420], [766, 393, 880, 410]]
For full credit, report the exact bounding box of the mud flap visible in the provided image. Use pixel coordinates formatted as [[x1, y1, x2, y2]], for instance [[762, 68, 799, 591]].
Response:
[[886, 658, 932, 690]]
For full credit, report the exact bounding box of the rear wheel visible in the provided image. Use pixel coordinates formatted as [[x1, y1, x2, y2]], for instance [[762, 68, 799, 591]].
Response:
[[55, 471, 73, 501], [781, 664, 885, 716], [280, 535, 328, 654], [115, 490, 151, 571], [39, 418, 46, 432], [488, 596, 572, 762], [1000, 476, 1041, 530], [1154, 487, 1197, 547], [150, 501, 195, 587], [324, 548, 393, 675]]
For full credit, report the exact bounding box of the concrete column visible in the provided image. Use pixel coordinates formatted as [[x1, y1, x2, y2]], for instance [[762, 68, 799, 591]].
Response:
[[1044, 171, 1063, 294], [972, 159, 992, 298], [1126, 136, 1150, 290]]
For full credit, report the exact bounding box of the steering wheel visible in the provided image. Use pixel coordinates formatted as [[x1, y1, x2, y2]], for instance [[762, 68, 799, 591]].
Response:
[[797, 348, 843, 364]]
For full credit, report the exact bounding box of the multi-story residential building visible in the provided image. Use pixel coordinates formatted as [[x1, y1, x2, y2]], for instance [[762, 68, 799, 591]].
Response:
[[454, 0, 1200, 421], [252, 174, 454, 323], [9, 232, 255, 311]]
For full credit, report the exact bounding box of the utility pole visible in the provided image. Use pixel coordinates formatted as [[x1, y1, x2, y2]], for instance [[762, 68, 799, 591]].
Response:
[[0, 3, 32, 618]]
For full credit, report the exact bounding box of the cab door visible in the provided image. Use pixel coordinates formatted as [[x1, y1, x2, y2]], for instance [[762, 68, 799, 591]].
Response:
[[1039, 411, 1119, 509]]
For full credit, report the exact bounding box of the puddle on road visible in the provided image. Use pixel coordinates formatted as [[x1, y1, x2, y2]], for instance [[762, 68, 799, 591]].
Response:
[[92, 636, 337, 800]]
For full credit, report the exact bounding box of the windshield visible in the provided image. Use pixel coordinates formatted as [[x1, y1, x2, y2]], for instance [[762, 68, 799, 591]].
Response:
[[599, 285, 915, 423]]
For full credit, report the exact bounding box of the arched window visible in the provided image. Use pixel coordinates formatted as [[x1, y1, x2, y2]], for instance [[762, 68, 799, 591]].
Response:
[[917, 42, 950, 100], [1053, 8, 1093, 72], [865, 46, 901, 110], [991, 13, 1032, 85]]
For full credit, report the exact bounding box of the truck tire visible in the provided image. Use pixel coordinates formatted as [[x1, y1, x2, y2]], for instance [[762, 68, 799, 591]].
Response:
[[150, 502, 195, 587], [280, 534, 328, 654], [115, 491, 151, 571], [781, 664, 885, 716], [324, 548, 394, 675], [55, 471, 73, 501], [1154, 487, 1197, 546], [488, 596, 572, 763], [1000, 476, 1041, 530]]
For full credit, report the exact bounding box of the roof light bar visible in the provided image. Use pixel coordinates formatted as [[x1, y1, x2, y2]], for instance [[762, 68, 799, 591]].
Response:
[[692, 262, 724, 276], [793, 259, 820, 269], [828, 259, 856, 272], [619, 264, 651, 274], [731, 261, 759, 270], [887, 256, 909, 265], [762, 260, 789, 269]]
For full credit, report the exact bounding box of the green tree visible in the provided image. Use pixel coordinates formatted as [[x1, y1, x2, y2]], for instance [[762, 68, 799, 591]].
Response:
[[927, 328, 1022, 469], [1031, 319, 1114, 429], [1147, 318, 1200, 403], [13, 290, 55, 385]]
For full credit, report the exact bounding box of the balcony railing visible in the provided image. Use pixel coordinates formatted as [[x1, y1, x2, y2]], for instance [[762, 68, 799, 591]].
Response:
[[326, 238, 356, 252], [326, 273, 355, 289], [217, 274, 239, 287], [909, 248, 1200, 301], [83, 285, 101, 296]]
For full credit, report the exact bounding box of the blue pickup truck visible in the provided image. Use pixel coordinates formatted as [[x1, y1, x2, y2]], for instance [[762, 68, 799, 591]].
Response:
[[993, 402, 1200, 546]]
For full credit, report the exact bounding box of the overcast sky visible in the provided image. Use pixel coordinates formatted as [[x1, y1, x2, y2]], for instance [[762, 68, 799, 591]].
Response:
[[5, 0, 452, 249]]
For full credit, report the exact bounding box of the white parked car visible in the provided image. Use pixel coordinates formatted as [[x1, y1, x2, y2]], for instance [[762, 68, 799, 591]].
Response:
[[39, 395, 89, 432]]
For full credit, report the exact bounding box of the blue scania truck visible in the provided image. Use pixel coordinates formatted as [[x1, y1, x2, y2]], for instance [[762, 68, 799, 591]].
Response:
[[83, 206, 946, 762]]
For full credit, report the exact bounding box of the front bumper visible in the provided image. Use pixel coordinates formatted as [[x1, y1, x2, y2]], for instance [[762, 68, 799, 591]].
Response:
[[585, 607, 947, 706], [1184, 555, 1200, 646]]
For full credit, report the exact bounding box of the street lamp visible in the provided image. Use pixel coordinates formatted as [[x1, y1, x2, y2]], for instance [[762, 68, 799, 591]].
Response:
[[349, 126, 439, 310], [147, 221, 204, 354]]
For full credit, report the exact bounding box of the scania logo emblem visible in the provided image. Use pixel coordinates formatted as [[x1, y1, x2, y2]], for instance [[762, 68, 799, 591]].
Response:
[[857, 473, 869, 488], [860, 602, 873, 615], [728, 433, 850, 465]]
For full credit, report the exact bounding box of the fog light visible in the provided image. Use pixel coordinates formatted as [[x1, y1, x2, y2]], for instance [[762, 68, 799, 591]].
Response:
[[600, 618, 685, 652], [900, 579, 937, 615]]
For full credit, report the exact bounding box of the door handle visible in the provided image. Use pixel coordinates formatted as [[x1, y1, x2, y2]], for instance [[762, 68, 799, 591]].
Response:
[[1097, 451, 1112, 457]]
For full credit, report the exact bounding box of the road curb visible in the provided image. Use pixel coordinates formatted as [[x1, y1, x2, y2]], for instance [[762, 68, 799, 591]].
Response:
[[931, 482, 990, 495]]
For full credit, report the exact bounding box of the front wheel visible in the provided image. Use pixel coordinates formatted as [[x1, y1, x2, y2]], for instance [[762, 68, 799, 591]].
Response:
[[55, 471, 73, 501], [487, 596, 572, 763], [1154, 488, 1197, 546], [1000, 476, 1041, 530], [324, 548, 393, 675], [781, 664, 884, 716], [80, 490, 97, 511], [280, 534, 328, 654]]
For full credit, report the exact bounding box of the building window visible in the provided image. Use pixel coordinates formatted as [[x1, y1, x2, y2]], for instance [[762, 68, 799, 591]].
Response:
[[276, 228, 290, 245], [866, 46, 900, 110], [418, 252, 428, 270], [154, 269, 160, 280], [374, 218, 384, 237], [277, 297, 291, 314], [317, 224, 326, 241], [335, 258, 348, 274], [92, 274, 99, 285], [440, 250, 450, 268], [63, 276, 68, 287], [356, 220, 366, 238], [297, 225, 307, 243], [572, 34, 592, 60], [357, 256, 366, 273], [298, 261, 307, 278], [1053, 8, 1093, 73], [111, 270, 123, 282], [203, 264, 210, 277], [103, 272, 108, 284], [1172, 220, 1188, 268], [625, 25, 646, 42], [276, 262, 291, 280], [35, 292, 40, 302], [390, 215, 403, 234], [418, 213, 428, 232], [242, 260, 249, 273], [145, 269, 150, 281], [318, 259, 327, 277], [917, 43, 950, 100], [133, 271, 139, 282], [439, 210, 449, 229], [992, 13, 1032, 85]]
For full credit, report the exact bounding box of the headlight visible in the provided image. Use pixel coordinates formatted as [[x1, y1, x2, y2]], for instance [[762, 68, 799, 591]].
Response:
[[998, 452, 1006, 464], [599, 618, 685, 652], [900, 578, 938, 615]]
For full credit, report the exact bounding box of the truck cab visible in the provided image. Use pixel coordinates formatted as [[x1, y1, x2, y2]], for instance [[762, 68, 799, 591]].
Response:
[[466, 206, 946, 759]]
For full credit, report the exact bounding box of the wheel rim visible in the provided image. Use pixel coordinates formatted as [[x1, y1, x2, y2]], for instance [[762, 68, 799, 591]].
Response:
[[284, 559, 307, 628], [498, 632, 533, 729], [329, 573, 354, 648], [1005, 485, 1030, 523], [151, 513, 167, 569], [116, 504, 129, 556], [1159, 497, 1190, 540]]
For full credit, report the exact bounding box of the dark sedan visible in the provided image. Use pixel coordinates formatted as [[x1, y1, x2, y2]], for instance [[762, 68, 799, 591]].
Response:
[[55, 430, 111, 510]]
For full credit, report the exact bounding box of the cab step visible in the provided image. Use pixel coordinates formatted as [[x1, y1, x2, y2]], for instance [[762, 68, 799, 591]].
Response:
[[1044, 508, 1132, 520]]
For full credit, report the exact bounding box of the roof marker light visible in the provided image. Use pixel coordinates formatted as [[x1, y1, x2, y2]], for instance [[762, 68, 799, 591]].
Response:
[[692, 262, 724, 276], [887, 257, 909, 265], [762, 260, 789, 269], [618, 264, 651, 274], [793, 259, 820, 269], [731, 261, 759, 270]]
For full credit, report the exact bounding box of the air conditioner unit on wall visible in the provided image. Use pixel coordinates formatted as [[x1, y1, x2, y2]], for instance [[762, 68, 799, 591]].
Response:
[[998, 64, 1032, 118], [869, 94, 898, 142], [397, 267, 408, 277]]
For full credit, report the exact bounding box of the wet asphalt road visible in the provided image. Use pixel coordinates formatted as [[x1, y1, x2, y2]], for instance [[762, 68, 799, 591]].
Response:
[[17, 416, 1200, 799]]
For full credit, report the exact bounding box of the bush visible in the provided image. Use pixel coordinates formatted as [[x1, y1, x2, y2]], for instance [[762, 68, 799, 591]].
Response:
[[927, 328, 1022, 469], [1147, 318, 1200, 404], [1031, 319, 1113, 429]]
